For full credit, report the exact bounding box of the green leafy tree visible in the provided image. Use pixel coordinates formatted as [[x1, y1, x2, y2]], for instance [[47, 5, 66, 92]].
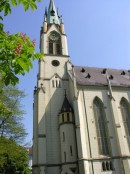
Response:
[[0, 79, 31, 173], [0, 1, 42, 172], [0, 137, 31, 174], [0, 0, 43, 86], [0, 32, 43, 85], [0, 80, 27, 143]]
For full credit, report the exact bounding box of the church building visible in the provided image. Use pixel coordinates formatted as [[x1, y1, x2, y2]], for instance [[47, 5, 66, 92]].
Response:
[[33, 0, 130, 174]]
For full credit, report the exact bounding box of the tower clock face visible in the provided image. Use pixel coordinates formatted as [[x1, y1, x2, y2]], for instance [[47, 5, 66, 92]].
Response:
[[50, 32, 59, 41]]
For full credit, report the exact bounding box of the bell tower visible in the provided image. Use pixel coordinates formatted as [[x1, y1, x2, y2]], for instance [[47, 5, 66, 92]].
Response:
[[40, 0, 68, 56], [33, 1, 77, 174]]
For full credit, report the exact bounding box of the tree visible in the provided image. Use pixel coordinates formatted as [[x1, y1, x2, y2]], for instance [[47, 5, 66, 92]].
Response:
[[0, 0, 43, 138], [0, 1, 42, 171], [0, 80, 27, 143], [0, 0, 43, 86], [0, 80, 31, 173], [0, 137, 31, 174]]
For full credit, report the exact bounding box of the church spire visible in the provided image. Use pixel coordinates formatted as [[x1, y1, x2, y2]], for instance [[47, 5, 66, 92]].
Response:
[[46, 0, 60, 25]]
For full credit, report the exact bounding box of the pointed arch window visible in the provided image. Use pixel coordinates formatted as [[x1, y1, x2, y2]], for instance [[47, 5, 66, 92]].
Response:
[[120, 98, 130, 149], [93, 97, 110, 156], [49, 31, 62, 55]]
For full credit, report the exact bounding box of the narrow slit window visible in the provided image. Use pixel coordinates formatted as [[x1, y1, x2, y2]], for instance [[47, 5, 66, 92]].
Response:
[[106, 162, 110, 171], [70, 146, 73, 156], [102, 162, 106, 171], [62, 114, 64, 122], [67, 113, 70, 122], [64, 152, 66, 162], [63, 132, 65, 142], [56, 43, 61, 55], [52, 80, 55, 87], [59, 81, 61, 88], [56, 80, 58, 87], [49, 42, 53, 54], [110, 161, 114, 170]]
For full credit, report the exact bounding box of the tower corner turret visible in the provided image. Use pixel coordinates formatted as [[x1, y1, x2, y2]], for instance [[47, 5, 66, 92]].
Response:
[[60, 19, 65, 34]]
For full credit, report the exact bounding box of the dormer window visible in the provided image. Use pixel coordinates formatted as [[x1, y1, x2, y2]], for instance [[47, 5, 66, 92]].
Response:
[[49, 31, 62, 55]]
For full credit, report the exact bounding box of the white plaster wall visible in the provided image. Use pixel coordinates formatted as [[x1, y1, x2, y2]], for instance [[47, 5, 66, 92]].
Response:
[[111, 89, 130, 155], [40, 56, 69, 80], [60, 124, 77, 162], [42, 79, 70, 166], [75, 86, 130, 174], [45, 84, 62, 164]]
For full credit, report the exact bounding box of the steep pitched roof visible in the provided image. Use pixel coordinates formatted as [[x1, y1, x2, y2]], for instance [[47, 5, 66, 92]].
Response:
[[60, 95, 73, 113], [69, 66, 130, 87]]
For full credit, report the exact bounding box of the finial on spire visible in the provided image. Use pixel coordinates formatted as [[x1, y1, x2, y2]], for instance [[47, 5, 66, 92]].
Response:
[[57, 8, 60, 18], [45, 7, 47, 17], [60, 18, 64, 24], [60, 17, 65, 34]]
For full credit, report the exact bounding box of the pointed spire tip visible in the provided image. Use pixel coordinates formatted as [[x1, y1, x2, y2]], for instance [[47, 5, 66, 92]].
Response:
[[46, 0, 60, 25]]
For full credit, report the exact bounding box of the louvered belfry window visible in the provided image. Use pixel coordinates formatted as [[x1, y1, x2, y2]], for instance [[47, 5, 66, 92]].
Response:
[[120, 98, 130, 149], [49, 31, 62, 55], [93, 97, 110, 155]]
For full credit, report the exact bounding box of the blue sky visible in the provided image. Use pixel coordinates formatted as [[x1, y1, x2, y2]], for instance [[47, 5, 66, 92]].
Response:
[[3, 0, 130, 143]]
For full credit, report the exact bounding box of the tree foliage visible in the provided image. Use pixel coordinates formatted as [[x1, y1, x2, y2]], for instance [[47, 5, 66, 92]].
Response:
[[0, 137, 31, 174], [0, 0, 43, 86], [0, 32, 42, 85], [0, 80, 27, 143], [0, 0, 42, 22], [0, 0, 41, 17], [0, 1, 43, 172]]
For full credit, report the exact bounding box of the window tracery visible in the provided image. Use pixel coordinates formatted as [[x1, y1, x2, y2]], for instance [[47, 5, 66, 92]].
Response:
[[48, 31, 62, 55], [120, 97, 130, 149], [93, 97, 110, 155]]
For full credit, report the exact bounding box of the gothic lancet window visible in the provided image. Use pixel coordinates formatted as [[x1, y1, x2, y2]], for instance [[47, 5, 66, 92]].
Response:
[[49, 42, 53, 54], [120, 97, 130, 149], [49, 31, 62, 55], [93, 97, 110, 156]]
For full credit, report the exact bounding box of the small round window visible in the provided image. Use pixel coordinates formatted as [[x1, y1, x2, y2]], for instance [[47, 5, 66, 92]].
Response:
[[52, 60, 60, 67]]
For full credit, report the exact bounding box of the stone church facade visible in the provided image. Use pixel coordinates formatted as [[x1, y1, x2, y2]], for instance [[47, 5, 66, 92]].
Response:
[[33, 0, 130, 173]]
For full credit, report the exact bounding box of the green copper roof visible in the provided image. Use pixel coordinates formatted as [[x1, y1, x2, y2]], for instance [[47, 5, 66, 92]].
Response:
[[46, 0, 60, 25]]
